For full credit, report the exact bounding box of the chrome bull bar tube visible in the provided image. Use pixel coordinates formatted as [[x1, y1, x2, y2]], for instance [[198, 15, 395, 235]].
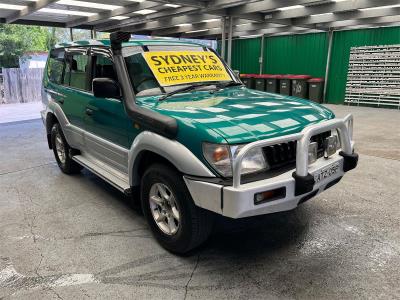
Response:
[[343, 114, 353, 140], [232, 114, 354, 188]]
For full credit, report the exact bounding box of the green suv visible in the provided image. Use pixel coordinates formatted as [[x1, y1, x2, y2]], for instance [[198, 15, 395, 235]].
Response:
[[41, 32, 358, 254]]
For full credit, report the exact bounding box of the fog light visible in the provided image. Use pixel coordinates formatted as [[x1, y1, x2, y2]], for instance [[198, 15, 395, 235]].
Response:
[[254, 187, 286, 205], [332, 129, 341, 149], [308, 142, 318, 164], [324, 136, 338, 158]]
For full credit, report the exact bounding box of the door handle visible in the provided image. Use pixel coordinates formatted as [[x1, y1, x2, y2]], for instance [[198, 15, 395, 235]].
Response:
[[85, 108, 94, 116]]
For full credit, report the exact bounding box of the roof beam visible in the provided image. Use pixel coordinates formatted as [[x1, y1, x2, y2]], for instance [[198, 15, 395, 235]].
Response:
[[95, 7, 215, 31], [332, 22, 400, 31], [204, 0, 272, 22], [66, 1, 162, 28], [122, 13, 223, 32], [207, 0, 270, 10], [266, 29, 325, 37], [167, 18, 313, 35], [228, 21, 306, 33], [255, 27, 323, 37], [183, 25, 323, 38], [151, 18, 284, 36], [206, 0, 290, 22], [265, 0, 400, 20], [227, 0, 327, 15], [1, 18, 74, 29], [6, 0, 58, 24], [221, 0, 327, 27], [152, 19, 222, 36], [293, 6, 400, 26], [230, 13, 265, 22], [149, 0, 207, 8], [316, 15, 400, 29]]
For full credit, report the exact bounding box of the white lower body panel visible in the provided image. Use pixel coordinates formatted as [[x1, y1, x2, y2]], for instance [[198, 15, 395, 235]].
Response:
[[184, 154, 345, 219], [72, 153, 130, 194]]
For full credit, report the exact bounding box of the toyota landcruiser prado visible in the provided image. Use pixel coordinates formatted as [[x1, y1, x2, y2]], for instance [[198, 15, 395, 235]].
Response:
[[41, 32, 358, 254]]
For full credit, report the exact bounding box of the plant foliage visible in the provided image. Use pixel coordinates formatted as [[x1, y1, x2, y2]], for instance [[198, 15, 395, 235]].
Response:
[[0, 24, 51, 68]]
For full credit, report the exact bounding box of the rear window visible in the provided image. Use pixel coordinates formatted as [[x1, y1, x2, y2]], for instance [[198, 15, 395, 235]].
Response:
[[47, 49, 65, 84]]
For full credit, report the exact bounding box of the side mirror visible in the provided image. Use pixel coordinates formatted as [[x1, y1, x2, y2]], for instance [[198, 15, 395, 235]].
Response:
[[233, 70, 240, 79], [93, 78, 121, 99]]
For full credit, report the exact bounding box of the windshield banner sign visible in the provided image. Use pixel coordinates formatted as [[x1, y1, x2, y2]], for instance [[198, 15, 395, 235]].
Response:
[[142, 51, 231, 86]]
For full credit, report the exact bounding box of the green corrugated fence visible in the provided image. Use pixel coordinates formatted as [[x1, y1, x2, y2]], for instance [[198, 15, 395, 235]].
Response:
[[218, 38, 262, 74], [263, 32, 329, 78], [231, 37, 262, 74], [218, 26, 400, 104]]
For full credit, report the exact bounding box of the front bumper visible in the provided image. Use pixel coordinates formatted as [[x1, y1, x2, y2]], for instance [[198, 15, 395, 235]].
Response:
[[184, 114, 358, 218]]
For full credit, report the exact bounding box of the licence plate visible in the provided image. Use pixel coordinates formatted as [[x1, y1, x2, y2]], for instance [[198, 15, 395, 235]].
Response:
[[314, 162, 340, 184]]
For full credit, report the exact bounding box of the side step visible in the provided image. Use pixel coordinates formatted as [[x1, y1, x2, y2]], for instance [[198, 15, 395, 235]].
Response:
[[72, 154, 131, 195]]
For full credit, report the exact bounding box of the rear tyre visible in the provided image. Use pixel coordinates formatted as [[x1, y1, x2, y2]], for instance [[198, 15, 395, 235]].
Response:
[[50, 123, 82, 174], [141, 163, 214, 254]]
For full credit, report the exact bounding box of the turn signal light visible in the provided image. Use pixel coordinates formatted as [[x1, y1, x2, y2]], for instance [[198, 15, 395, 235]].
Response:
[[254, 187, 286, 205], [212, 146, 229, 162]]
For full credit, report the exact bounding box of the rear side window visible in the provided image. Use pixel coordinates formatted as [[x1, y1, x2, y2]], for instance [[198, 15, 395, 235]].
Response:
[[64, 50, 90, 91], [47, 49, 65, 84]]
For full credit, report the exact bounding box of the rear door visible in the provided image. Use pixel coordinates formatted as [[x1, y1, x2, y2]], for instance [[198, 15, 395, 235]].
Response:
[[59, 47, 92, 149], [83, 47, 132, 173], [44, 48, 66, 108]]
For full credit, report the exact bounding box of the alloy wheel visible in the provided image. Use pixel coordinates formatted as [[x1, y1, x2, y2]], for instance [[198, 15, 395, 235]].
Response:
[[149, 183, 180, 235], [55, 132, 66, 164]]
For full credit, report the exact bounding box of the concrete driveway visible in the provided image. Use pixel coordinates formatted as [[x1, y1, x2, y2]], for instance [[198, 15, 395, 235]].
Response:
[[0, 105, 399, 299]]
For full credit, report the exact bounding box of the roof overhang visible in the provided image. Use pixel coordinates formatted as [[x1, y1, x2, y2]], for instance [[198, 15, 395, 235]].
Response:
[[0, 0, 398, 39]]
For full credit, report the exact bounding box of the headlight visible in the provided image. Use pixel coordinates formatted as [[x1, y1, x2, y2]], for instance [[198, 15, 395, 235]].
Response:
[[203, 143, 269, 177], [231, 145, 269, 175]]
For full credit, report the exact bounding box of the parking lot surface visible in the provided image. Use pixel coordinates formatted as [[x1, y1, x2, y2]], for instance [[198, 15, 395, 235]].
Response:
[[0, 105, 399, 299]]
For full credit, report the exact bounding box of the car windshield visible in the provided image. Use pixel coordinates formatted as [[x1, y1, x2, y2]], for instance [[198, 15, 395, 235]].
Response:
[[123, 45, 235, 97]]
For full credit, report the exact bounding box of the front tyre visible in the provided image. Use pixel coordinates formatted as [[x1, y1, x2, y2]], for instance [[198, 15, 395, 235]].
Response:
[[50, 123, 82, 174], [141, 163, 214, 254]]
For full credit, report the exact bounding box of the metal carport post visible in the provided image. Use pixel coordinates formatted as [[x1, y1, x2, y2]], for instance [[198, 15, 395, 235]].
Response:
[[227, 16, 233, 66], [221, 17, 226, 61], [323, 28, 334, 103]]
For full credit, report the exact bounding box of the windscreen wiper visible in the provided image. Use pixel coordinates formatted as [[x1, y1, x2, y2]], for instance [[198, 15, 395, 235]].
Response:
[[159, 83, 214, 101], [216, 81, 244, 89], [208, 81, 244, 94]]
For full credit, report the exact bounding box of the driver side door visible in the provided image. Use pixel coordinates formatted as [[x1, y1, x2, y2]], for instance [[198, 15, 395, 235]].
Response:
[[83, 47, 132, 173]]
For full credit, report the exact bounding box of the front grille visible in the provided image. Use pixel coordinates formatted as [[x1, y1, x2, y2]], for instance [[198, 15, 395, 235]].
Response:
[[263, 140, 297, 170], [263, 131, 330, 170]]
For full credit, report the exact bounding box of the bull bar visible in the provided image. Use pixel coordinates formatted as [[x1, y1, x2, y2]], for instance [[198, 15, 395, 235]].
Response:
[[232, 114, 355, 189]]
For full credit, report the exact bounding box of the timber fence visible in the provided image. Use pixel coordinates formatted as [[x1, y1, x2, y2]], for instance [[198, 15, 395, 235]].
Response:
[[1, 68, 44, 104]]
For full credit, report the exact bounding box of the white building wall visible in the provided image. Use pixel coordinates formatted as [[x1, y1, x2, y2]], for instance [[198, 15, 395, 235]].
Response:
[[19, 53, 48, 69]]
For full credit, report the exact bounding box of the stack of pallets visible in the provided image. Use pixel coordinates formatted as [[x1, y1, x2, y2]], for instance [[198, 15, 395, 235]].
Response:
[[345, 45, 400, 109]]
